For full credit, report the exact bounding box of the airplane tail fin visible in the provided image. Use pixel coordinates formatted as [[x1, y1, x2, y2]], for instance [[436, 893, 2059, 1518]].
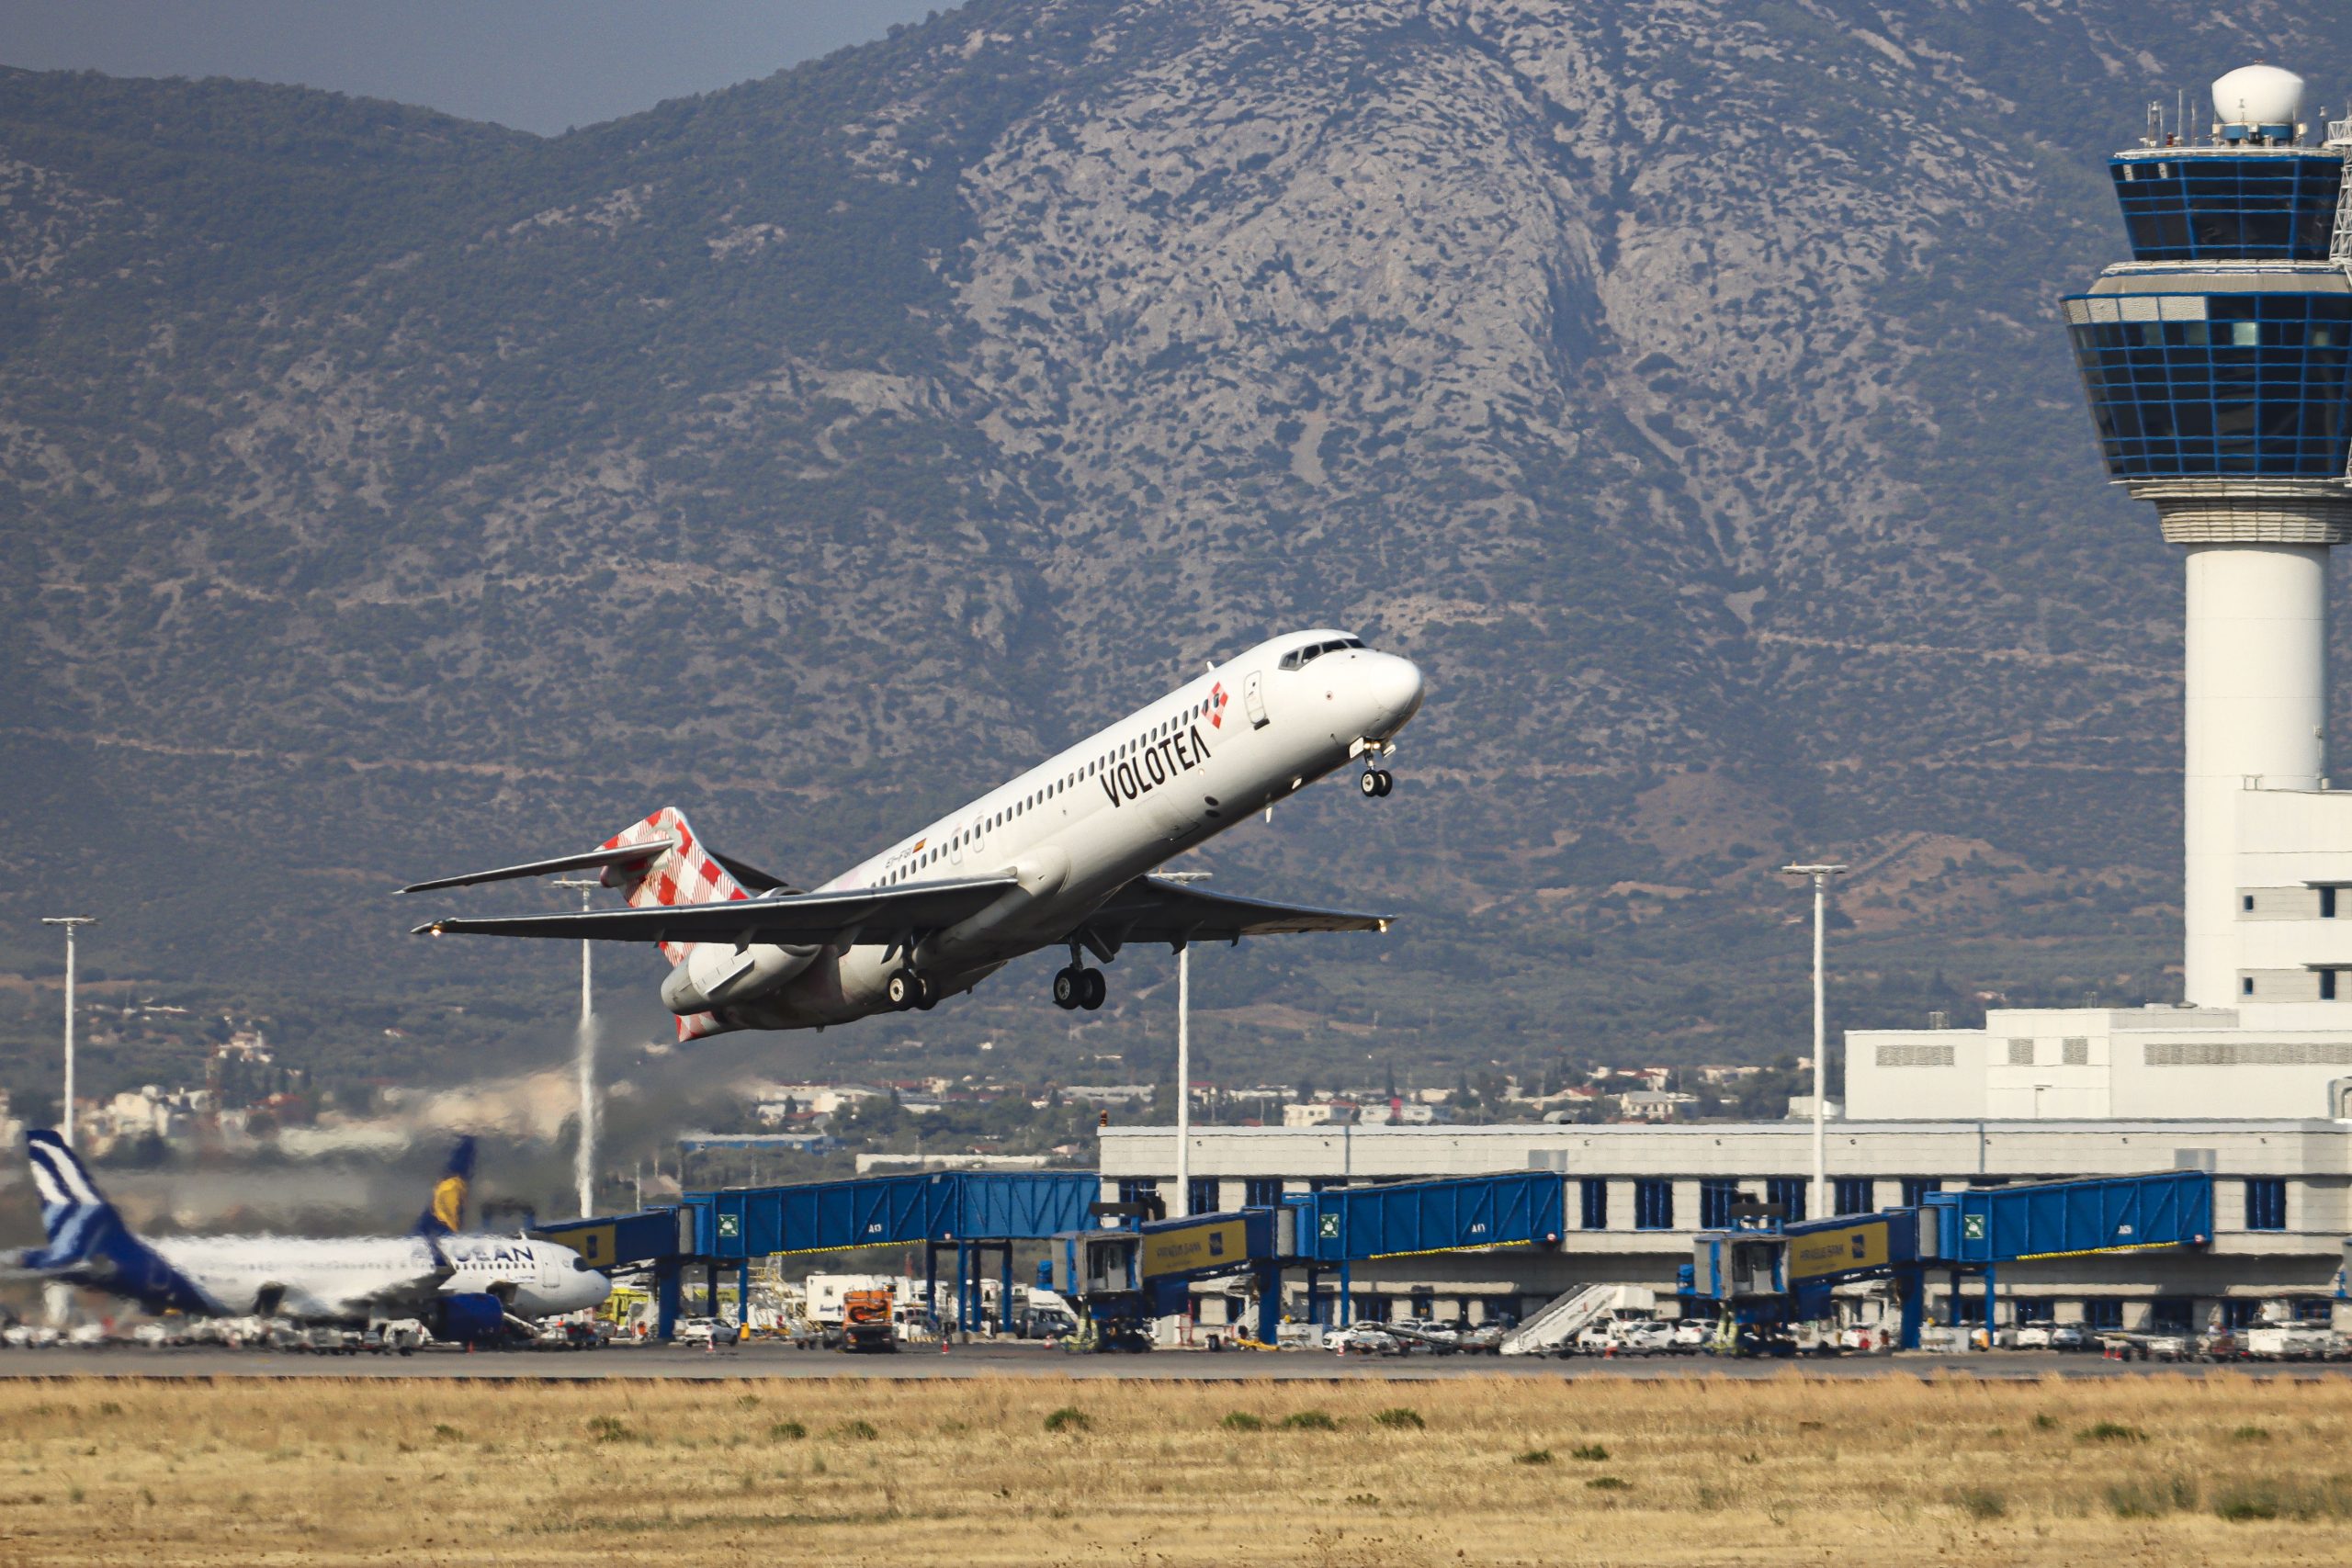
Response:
[[413, 1135, 477, 1237], [597, 807, 768, 1043], [21, 1132, 211, 1314]]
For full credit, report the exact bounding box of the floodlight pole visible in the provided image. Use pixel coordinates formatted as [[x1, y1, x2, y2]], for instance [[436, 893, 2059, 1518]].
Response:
[[554, 878, 598, 1218], [1781, 864, 1848, 1220], [40, 918, 96, 1148], [1161, 872, 1213, 1219]]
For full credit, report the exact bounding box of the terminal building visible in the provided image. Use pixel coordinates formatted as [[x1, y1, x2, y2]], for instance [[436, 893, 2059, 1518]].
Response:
[[1106, 64, 2352, 1339]]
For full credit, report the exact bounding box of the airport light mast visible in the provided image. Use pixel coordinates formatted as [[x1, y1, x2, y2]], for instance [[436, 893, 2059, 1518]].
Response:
[[1781, 865, 1846, 1221], [40, 916, 96, 1149], [2064, 64, 2352, 1007], [1160, 871, 1212, 1219], [553, 877, 598, 1218]]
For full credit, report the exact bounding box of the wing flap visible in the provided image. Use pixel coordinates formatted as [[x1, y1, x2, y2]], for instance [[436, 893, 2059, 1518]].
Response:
[[1074, 878, 1394, 946], [412, 875, 1019, 945]]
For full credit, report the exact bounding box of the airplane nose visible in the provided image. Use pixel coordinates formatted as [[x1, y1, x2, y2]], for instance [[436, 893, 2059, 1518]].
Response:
[[1371, 653, 1425, 731]]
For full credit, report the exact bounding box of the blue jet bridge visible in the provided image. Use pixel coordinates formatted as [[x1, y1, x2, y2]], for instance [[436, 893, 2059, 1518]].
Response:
[[1682, 1171, 2214, 1348]]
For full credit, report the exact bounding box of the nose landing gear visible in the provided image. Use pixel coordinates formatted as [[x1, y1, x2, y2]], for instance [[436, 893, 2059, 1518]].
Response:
[[1358, 767, 1393, 798]]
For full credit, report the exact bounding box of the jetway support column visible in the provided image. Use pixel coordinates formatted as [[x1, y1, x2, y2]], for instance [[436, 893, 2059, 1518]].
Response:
[[1984, 1263, 1998, 1342], [1897, 1269, 1924, 1351], [655, 1258, 682, 1341], [999, 1244, 1013, 1335], [1340, 1262, 1352, 1326], [956, 1240, 972, 1333], [738, 1257, 752, 1338], [924, 1245, 938, 1334], [1256, 1262, 1282, 1345]]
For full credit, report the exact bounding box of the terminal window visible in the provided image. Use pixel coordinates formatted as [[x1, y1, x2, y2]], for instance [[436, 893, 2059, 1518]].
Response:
[[1580, 1178, 1610, 1230], [2245, 1177, 2289, 1231], [2085, 1301, 2125, 1330], [2012, 1299, 2052, 1324], [1243, 1178, 1283, 1208], [1766, 1177, 1807, 1224], [1900, 1178, 1940, 1207], [1187, 1179, 1218, 1216], [1834, 1177, 1874, 1215], [1699, 1179, 1740, 1229], [1633, 1179, 1673, 1231]]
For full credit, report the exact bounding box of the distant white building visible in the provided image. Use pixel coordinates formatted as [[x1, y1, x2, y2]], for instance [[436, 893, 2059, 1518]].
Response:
[[1283, 1100, 1358, 1128]]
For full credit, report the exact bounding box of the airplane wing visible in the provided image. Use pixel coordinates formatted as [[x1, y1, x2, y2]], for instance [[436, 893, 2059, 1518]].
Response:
[[1070, 877, 1394, 949], [411, 876, 1019, 945]]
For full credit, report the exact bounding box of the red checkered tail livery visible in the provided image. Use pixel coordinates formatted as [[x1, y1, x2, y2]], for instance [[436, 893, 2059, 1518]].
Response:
[[597, 807, 751, 1042]]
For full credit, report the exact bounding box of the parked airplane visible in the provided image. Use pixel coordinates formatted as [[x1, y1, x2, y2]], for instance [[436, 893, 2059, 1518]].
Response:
[[404, 628, 1426, 1039], [17, 1132, 610, 1338]]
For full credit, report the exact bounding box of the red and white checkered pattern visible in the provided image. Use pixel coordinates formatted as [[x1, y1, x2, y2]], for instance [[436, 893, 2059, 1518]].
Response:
[[597, 807, 749, 1042]]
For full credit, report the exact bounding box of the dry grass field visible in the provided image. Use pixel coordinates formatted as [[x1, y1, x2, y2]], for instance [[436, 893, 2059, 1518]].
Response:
[[0, 1373, 2347, 1565]]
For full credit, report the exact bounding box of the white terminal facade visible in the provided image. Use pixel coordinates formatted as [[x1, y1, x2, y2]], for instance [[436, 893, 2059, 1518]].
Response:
[[1104, 67, 2352, 1334]]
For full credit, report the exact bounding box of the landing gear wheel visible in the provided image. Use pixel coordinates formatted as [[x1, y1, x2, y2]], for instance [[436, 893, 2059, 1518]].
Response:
[[1079, 967, 1108, 1010], [1360, 768, 1393, 798], [887, 968, 927, 1011], [1052, 966, 1083, 1010], [916, 975, 939, 1010]]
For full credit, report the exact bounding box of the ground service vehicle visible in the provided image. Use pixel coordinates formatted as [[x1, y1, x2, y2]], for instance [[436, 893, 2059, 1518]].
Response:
[[842, 1289, 897, 1353]]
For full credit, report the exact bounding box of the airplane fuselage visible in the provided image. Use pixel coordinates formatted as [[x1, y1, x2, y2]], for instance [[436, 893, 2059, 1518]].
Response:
[[149, 1234, 609, 1324]]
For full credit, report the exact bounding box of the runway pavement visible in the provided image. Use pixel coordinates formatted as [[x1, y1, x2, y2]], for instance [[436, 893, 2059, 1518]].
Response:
[[0, 1340, 2343, 1380]]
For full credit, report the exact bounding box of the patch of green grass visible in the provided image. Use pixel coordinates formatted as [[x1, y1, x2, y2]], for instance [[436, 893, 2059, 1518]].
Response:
[[1514, 1449, 1554, 1466], [2229, 1424, 2271, 1442], [1569, 1443, 1610, 1461], [2107, 1473, 2197, 1519], [584, 1416, 633, 1443], [1372, 1407, 1424, 1430], [2032, 1413, 2058, 1431], [2078, 1420, 2147, 1444], [1043, 1407, 1091, 1434], [768, 1421, 806, 1441], [1219, 1412, 1264, 1432], [1345, 1492, 1379, 1506], [830, 1420, 878, 1442], [1952, 1485, 2007, 1520], [431, 1423, 463, 1441], [1586, 1475, 1630, 1492], [1280, 1411, 1339, 1431]]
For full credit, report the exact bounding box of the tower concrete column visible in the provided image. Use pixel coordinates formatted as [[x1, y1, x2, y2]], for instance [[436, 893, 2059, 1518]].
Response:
[[2181, 543, 2330, 1005]]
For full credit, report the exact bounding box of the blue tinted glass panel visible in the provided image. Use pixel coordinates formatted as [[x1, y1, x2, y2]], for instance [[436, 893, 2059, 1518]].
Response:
[[2111, 152, 2340, 261], [1834, 1177, 1875, 1215], [1633, 1179, 1674, 1231], [1580, 1178, 1610, 1230], [2066, 292, 2352, 479], [1766, 1177, 1808, 1224]]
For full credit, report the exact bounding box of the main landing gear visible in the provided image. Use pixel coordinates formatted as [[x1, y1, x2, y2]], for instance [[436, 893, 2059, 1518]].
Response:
[[886, 968, 937, 1011], [1358, 767, 1394, 798], [1052, 964, 1108, 1011]]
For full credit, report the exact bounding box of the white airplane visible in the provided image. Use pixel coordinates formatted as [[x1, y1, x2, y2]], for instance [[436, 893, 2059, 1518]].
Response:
[[17, 1132, 610, 1339], [404, 627, 1425, 1039]]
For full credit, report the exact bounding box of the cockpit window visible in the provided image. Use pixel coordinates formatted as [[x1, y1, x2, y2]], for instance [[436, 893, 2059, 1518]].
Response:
[[1277, 637, 1366, 672]]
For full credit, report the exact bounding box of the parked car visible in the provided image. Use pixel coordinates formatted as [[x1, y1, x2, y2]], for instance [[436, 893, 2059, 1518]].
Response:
[[2143, 1332, 2194, 1361], [2047, 1325, 2089, 1352], [1324, 1324, 1401, 1355], [1670, 1321, 1712, 1350], [1611, 1320, 1674, 1356], [672, 1315, 728, 1346], [2011, 1325, 2053, 1349]]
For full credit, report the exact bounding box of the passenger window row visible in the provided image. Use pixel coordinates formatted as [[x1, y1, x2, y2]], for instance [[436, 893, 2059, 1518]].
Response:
[[880, 690, 1227, 885]]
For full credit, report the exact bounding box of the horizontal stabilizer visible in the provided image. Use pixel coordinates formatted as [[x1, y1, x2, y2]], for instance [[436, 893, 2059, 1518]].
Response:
[[413, 875, 1020, 945], [395, 840, 674, 896]]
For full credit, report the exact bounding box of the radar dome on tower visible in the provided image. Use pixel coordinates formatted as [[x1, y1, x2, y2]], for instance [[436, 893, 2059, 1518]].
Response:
[[2211, 63, 2304, 141]]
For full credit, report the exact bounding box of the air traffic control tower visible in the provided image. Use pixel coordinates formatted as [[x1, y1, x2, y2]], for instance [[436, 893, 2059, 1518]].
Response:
[[1846, 66, 2352, 1120], [2065, 63, 2352, 1010]]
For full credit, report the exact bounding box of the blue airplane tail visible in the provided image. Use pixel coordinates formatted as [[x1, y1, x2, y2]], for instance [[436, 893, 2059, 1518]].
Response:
[[21, 1131, 212, 1314], [413, 1135, 477, 1238]]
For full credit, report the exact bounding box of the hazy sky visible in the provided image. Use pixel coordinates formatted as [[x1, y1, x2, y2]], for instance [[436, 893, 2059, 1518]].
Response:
[[0, 0, 949, 135]]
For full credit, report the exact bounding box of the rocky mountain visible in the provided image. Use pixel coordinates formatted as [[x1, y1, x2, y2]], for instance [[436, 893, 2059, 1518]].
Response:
[[6, 0, 2350, 1099]]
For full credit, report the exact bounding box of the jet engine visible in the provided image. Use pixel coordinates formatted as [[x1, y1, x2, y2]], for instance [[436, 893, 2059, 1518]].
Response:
[[660, 939, 820, 1014]]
